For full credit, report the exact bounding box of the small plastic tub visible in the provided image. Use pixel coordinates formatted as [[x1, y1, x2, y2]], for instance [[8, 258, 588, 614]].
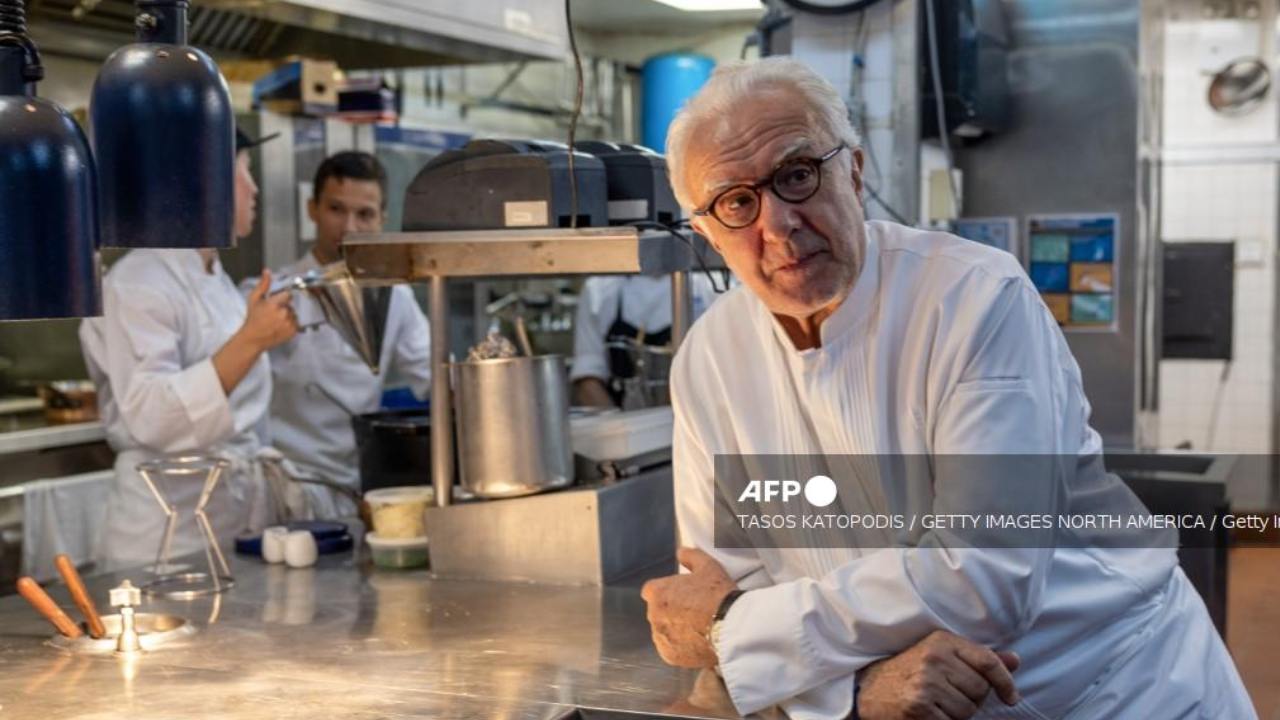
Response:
[[366, 532, 429, 570], [364, 486, 433, 539]]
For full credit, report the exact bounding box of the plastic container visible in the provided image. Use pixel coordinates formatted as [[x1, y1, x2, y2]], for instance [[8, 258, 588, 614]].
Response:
[[366, 532, 429, 570], [261, 526, 289, 564], [570, 406, 674, 461], [364, 486, 433, 539]]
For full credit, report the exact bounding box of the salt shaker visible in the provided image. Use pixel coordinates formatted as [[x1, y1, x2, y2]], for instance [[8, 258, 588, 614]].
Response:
[[261, 526, 289, 564], [284, 530, 318, 568], [109, 580, 143, 656]]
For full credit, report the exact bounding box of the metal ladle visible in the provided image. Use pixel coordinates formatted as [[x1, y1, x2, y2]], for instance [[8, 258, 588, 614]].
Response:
[[1208, 57, 1271, 116]]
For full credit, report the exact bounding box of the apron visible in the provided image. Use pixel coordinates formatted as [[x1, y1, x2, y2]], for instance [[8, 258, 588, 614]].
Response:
[[605, 292, 672, 408]]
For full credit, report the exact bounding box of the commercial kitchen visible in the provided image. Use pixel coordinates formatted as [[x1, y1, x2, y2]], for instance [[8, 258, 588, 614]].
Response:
[[1, 0, 1279, 718]]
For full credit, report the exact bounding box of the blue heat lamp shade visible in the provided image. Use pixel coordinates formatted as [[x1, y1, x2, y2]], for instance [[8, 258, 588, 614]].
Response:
[[0, 6, 102, 320], [90, 0, 234, 249]]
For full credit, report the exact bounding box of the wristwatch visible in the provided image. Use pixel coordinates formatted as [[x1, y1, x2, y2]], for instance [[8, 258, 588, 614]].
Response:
[[706, 589, 746, 657]]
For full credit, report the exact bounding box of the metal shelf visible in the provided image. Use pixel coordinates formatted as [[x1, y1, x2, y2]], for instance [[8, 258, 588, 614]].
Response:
[[342, 227, 722, 281], [339, 225, 723, 510]]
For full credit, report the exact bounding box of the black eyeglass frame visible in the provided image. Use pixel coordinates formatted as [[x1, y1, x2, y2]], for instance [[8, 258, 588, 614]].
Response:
[[691, 143, 848, 229]]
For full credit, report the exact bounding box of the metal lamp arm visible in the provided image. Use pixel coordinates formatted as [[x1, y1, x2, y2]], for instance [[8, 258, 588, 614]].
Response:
[[134, 0, 190, 45], [0, 1, 44, 93]]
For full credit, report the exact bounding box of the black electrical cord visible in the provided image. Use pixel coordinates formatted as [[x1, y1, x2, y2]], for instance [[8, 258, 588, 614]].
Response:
[[629, 220, 730, 294], [923, 0, 959, 215], [863, 182, 912, 225], [564, 0, 584, 229], [1204, 361, 1233, 451], [838, 3, 912, 226]]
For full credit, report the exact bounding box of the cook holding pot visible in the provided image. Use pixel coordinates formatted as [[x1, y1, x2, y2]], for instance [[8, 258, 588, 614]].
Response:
[[79, 128, 299, 570]]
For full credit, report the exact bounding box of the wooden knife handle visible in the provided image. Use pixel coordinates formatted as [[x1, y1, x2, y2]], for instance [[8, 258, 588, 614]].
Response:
[[16, 577, 83, 639], [54, 555, 105, 639]]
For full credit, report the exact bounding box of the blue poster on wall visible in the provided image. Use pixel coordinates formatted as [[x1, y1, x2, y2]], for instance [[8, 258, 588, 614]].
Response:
[[1025, 213, 1119, 331]]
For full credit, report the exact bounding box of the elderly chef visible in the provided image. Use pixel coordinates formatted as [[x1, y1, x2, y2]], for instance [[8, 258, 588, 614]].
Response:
[[80, 128, 299, 571], [641, 57, 1254, 720], [250, 151, 430, 518]]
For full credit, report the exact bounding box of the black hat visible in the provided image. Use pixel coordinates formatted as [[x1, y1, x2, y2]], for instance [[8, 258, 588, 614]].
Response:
[[236, 127, 280, 153]]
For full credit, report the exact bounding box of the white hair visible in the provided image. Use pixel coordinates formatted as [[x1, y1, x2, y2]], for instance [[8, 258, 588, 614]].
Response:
[[665, 56, 863, 210]]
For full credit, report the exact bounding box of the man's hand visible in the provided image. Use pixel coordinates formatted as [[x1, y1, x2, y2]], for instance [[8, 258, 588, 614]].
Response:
[[640, 547, 737, 669], [239, 270, 298, 352], [857, 630, 1021, 720]]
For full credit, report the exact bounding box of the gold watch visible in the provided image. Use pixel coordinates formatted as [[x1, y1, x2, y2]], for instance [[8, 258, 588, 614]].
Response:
[[705, 589, 746, 658]]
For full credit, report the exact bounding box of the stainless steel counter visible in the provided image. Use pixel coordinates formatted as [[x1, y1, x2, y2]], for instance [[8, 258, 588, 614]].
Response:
[[0, 550, 744, 719]]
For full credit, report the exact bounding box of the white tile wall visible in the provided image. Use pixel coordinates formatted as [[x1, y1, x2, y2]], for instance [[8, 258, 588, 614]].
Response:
[[1157, 1, 1278, 454], [791, 1, 906, 220], [1159, 161, 1276, 452]]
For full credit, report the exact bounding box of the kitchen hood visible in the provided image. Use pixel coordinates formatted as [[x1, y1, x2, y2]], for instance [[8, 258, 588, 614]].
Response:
[[28, 0, 569, 68]]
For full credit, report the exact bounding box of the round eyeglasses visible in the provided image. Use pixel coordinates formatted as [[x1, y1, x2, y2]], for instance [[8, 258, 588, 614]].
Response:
[[692, 144, 847, 229]]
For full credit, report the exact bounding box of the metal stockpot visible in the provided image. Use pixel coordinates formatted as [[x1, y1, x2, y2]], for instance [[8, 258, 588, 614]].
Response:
[[451, 355, 573, 499]]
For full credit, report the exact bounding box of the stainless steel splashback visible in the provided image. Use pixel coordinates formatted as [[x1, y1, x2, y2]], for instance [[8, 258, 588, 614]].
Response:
[[954, 0, 1147, 448]]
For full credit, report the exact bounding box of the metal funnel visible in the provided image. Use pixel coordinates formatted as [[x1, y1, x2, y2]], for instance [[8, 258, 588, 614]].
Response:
[[296, 262, 390, 374]]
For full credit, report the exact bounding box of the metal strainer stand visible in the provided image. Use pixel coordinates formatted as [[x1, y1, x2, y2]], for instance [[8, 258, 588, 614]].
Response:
[[136, 455, 236, 599]]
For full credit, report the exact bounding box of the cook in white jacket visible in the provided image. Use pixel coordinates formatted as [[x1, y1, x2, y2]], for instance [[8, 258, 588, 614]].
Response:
[[570, 274, 716, 408], [249, 152, 430, 518], [641, 58, 1255, 720], [80, 129, 299, 571]]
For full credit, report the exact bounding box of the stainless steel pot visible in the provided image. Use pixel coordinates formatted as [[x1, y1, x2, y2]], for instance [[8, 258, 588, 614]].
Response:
[[451, 355, 573, 499]]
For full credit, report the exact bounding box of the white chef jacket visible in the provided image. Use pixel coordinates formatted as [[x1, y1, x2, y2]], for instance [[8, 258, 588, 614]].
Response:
[[250, 251, 431, 518], [671, 221, 1254, 719], [570, 274, 718, 382], [79, 250, 273, 571]]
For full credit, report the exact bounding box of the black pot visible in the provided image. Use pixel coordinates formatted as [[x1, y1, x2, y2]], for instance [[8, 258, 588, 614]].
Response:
[[352, 409, 433, 493]]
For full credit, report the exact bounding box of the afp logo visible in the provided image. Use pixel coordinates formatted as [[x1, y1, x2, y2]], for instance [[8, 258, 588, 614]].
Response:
[[737, 475, 838, 507]]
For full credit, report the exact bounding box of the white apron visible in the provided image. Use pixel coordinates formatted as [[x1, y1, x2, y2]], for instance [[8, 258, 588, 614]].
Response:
[[80, 250, 276, 571]]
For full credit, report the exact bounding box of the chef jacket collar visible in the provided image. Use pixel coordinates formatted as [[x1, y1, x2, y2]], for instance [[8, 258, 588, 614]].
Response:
[[158, 248, 224, 279], [297, 249, 322, 273]]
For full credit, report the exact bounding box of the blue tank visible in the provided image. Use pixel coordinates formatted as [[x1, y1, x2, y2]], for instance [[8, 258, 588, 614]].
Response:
[[641, 53, 714, 154]]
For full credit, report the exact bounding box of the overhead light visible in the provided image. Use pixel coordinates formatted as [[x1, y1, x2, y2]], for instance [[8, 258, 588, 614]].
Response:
[[0, 0, 102, 320], [652, 0, 763, 11], [91, 0, 235, 249]]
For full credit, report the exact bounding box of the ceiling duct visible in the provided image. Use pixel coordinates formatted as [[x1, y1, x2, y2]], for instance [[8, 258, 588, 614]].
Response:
[[27, 0, 569, 67]]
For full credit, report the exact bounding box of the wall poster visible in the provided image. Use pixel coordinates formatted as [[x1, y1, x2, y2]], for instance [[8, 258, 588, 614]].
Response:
[[1025, 213, 1119, 331]]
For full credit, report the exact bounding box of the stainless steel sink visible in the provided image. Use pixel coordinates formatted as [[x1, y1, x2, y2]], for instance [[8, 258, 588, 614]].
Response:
[[1104, 451, 1231, 481]]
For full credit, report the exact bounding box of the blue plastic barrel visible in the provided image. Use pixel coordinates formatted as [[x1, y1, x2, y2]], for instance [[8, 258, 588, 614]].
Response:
[[641, 53, 715, 153]]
